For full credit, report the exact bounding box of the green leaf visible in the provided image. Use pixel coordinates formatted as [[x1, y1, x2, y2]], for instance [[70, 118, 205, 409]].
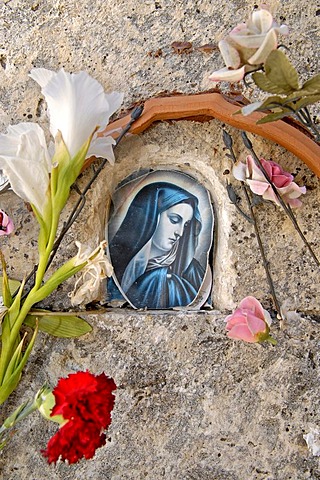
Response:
[[252, 72, 290, 95], [264, 50, 300, 92], [300, 74, 320, 95], [24, 311, 92, 338], [0, 277, 21, 298], [293, 94, 320, 110], [29, 259, 84, 305], [0, 323, 38, 405], [256, 111, 293, 124], [286, 90, 320, 102], [2, 334, 25, 383], [257, 95, 287, 109]]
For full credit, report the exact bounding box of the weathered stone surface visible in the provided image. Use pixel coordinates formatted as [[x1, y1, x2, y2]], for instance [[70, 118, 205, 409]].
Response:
[[0, 1, 319, 479], [1, 313, 319, 479]]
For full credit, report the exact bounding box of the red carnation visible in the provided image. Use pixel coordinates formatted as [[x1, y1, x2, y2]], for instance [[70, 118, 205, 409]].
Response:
[[42, 419, 106, 464], [42, 371, 116, 464]]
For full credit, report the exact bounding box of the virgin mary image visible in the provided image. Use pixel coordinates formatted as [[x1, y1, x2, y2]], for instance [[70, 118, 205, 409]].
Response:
[[107, 171, 213, 309]]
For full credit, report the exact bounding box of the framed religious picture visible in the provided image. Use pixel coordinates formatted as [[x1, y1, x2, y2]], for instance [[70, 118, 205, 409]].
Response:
[[106, 170, 214, 310]]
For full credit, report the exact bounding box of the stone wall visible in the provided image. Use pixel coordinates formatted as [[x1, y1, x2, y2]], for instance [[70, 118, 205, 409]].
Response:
[[0, 1, 319, 479]]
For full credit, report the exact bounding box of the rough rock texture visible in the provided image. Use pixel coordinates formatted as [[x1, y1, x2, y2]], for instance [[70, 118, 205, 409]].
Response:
[[0, 1, 319, 479]]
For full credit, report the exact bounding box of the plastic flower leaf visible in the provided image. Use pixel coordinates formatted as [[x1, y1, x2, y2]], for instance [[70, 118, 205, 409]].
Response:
[[29, 68, 123, 163], [0, 123, 51, 216], [225, 296, 276, 344], [209, 7, 288, 83], [0, 210, 14, 236], [0, 253, 13, 308], [70, 240, 113, 306], [42, 371, 116, 464], [233, 155, 306, 208], [27, 257, 85, 306], [0, 305, 7, 322]]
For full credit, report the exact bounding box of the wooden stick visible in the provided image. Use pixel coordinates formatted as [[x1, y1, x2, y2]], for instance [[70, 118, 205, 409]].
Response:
[[85, 92, 320, 177]]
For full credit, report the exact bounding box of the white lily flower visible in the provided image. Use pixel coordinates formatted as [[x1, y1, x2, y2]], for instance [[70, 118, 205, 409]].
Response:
[[0, 123, 51, 215], [70, 240, 113, 306], [29, 68, 123, 163]]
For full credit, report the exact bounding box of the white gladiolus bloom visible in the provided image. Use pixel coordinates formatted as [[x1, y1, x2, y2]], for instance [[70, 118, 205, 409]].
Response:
[[0, 123, 51, 215], [29, 68, 123, 163]]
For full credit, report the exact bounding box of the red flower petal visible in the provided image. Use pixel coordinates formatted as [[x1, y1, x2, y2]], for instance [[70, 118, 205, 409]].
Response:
[[42, 419, 106, 465], [43, 371, 116, 464], [51, 371, 116, 429]]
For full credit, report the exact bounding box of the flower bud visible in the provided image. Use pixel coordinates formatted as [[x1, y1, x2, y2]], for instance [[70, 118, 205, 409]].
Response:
[[225, 296, 276, 344]]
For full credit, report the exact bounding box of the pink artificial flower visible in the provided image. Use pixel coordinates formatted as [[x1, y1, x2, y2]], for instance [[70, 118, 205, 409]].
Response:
[[209, 8, 288, 82], [225, 296, 276, 344], [233, 155, 306, 208], [0, 209, 14, 236]]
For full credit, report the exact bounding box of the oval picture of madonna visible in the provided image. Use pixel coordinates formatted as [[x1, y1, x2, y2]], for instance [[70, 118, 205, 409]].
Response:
[[106, 170, 214, 309]]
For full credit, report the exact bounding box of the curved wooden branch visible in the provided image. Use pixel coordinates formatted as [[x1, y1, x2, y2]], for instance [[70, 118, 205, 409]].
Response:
[[90, 92, 320, 177]]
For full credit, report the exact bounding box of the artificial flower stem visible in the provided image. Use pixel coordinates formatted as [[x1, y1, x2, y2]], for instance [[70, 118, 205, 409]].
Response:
[[222, 130, 282, 317], [243, 185, 282, 317], [241, 132, 320, 267], [296, 108, 320, 143], [226, 181, 253, 224], [0, 399, 37, 449]]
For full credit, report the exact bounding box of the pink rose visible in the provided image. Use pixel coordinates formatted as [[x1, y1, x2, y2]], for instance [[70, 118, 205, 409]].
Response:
[[225, 296, 276, 344], [233, 155, 306, 208], [0, 209, 14, 236]]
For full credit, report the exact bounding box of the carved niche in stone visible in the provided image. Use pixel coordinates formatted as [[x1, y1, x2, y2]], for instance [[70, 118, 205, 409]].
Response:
[[106, 170, 214, 310]]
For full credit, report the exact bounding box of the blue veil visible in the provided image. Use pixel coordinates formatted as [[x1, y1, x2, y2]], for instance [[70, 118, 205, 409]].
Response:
[[108, 182, 205, 308]]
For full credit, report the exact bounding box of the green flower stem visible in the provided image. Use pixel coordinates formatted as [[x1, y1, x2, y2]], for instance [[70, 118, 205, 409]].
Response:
[[0, 295, 35, 386], [0, 258, 84, 395], [33, 212, 60, 291], [0, 384, 51, 449], [0, 175, 79, 395], [265, 335, 277, 345]]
